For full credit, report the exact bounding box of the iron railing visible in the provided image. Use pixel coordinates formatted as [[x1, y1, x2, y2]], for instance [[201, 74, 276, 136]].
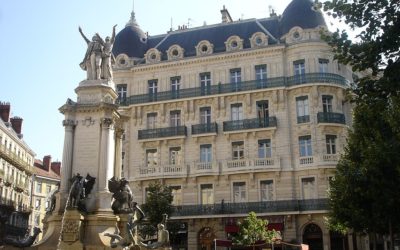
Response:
[[223, 117, 277, 132], [317, 112, 346, 124], [138, 126, 187, 140], [191, 122, 218, 135], [297, 115, 310, 124], [120, 73, 347, 106], [172, 199, 328, 217]]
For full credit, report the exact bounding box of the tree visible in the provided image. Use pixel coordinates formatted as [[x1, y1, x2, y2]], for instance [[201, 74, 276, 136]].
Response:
[[233, 212, 277, 250], [141, 181, 173, 236], [322, 0, 400, 247]]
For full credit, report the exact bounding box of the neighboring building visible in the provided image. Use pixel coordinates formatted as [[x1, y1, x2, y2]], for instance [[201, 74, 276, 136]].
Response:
[[0, 102, 35, 240], [31, 155, 61, 241], [112, 0, 353, 249]]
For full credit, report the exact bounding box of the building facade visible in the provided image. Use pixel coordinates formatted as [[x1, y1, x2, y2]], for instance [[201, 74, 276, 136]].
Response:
[[31, 155, 61, 242], [112, 0, 353, 249], [0, 102, 34, 241]]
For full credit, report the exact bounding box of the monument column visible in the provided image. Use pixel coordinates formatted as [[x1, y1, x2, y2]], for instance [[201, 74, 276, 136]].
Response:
[[60, 119, 76, 193], [99, 118, 115, 192], [114, 127, 124, 179]]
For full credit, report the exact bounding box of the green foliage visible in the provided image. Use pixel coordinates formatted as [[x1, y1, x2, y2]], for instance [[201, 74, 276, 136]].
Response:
[[322, 0, 400, 235], [141, 181, 173, 235], [233, 212, 276, 249]]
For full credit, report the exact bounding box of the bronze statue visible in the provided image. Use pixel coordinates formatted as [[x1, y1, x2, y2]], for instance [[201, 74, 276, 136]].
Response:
[[68, 173, 96, 212], [109, 177, 135, 213]]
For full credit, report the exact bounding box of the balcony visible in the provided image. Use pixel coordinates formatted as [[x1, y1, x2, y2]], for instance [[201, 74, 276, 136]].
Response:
[[0, 144, 33, 174], [297, 115, 310, 124], [223, 117, 277, 133], [172, 199, 328, 217], [138, 126, 187, 140], [222, 157, 281, 173], [121, 73, 347, 106], [190, 161, 219, 176], [299, 156, 314, 165], [191, 122, 218, 135], [14, 180, 26, 193], [317, 112, 346, 125], [137, 164, 187, 179]]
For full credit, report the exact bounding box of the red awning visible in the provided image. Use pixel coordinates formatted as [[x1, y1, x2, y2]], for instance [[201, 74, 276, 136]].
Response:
[[225, 225, 239, 233], [215, 239, 233, 247]]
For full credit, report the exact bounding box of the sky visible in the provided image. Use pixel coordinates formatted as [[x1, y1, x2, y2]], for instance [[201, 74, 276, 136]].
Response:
[[0, 0, 341, 161]]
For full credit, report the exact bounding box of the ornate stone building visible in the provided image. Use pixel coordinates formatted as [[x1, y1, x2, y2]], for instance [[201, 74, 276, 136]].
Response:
[[112, 0, 353, 249], [0, 102, 34, 241], [31, 155, 61, 242]]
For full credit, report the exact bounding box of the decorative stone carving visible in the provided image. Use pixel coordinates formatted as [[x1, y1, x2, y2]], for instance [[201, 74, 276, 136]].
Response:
[[250, 32, 268, 48], [196, 40, 214, 56], [82, 116, 95, 127], [101, 118, 114, 128], [139, 214, 171, 249], [167, 44, 184, 60], [108, 177, 135, 213], [63, 119, 77, 127], [145, 48, 162, 63], [225, 35, 243, 52]]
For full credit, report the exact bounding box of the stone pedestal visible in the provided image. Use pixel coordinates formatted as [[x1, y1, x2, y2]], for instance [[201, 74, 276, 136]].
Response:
[[83, 213, 119, 250], [58, 209, 84, 250]]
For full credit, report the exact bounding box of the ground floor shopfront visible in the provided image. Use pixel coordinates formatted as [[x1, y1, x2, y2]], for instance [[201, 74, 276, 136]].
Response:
[[168, 213, 350, 250]]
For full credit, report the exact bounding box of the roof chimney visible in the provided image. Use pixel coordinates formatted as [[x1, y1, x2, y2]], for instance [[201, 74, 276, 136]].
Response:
[[10, 116, 23, 138], [51, 162, 61, 176], [0, 102, 11, 122], [221, 5, 233, 23], [43, 155, 52, 171]]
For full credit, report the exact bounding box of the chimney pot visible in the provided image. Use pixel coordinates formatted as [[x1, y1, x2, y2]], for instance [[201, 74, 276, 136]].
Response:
[[0, 102, 11, 122], [10, 116, 23, 136]]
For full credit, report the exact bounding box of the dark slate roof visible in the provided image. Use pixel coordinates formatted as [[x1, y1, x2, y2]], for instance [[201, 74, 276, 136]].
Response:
[[112, 0, 326, 61], [280, 0, 326, 35]]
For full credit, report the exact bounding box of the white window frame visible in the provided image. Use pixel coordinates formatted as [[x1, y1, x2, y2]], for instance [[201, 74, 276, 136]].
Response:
[[299, 135, 312, 157], [200, 144, 212, 163], [232, 181, 247, 203], [260, 179, 274, 201], [231, 103, 243, 121], [301, 176, 317, 199], [199, 183, 214, 205]]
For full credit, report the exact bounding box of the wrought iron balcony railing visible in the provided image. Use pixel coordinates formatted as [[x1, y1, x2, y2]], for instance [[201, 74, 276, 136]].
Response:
[[138, 126, 187, 140], [171, 199, 329, 217], [0, 144, 33, 174], [120, 73, 347, 106], [297, 115, 310, 124], [317, 112, 346, 124], [191, 122, 218, 135], [223, 117, 277, 132]]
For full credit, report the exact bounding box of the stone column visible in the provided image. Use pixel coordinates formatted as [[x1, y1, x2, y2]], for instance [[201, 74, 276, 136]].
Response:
[[99, 118, 115, 192], [60, 119, 75, 194], [114, 128, 124, 179]]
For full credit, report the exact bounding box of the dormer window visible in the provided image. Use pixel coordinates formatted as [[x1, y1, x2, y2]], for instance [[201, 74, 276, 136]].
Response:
[[196, 40, 214, 56], [250, 32, 268, 48], [145, 48, 161, 64], [167, 45, 184, 60], [225, 36, 243, 52]]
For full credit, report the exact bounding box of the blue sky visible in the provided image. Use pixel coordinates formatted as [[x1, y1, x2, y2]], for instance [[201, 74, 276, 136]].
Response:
[[1, 0, 334, 161]]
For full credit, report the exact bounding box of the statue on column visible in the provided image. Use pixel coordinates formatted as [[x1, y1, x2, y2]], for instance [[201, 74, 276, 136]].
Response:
[[96, 25, 117, 80], [79, 26, 103, 80]]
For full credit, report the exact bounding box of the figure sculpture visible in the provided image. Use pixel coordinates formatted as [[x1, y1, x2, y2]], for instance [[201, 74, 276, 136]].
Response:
[[140, 214, 170, 249], [104, 203, 145, 249], [96, 24, 117, 80], [2, 227, 42, 248], [68, 173, 96, 212], [109, 177, 135, 213], [79, 26, 103, 80], [46, 183, 60, 214]]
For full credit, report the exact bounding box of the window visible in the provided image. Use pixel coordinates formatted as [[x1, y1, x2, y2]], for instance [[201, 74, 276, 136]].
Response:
[[148, 79, 158, 101], [296, 96, 310, 123], [319, 59, 329, 73], [322, 95, 333, 113], [301, 177, 316, 199], [200, 184, 214, 204], [231, 103, 243, 121], [146, 149, 158, 167], [34, 214, 40, 227], [35, 198, 41, 209], [200, 107, 211, 124], [170, 76, 181, 98], [147, 113, 157, 129], [256, 100, 269, 122], [299, 136, 312, 157], [230, 68, 242, 90], [233, 182, 246, 202], [36, 182, 42, 193], [255, 65, 267, 88], [293, 60, 305, 83], [260, 180, 274, 201], [200, 144, 212, 163], [200, 72, 211, 95], [46, 185, 51, 194], [117, 84, 127, 103], [258, 139, 272, 158], [169, 147, 182, 165], [170, 186, 182, 206], [169, 110, 181, 127], [232, 141, 244, 160], [326, 135, 337, 154]]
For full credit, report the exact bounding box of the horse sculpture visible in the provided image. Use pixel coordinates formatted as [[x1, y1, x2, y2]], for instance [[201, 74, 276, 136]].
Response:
[[68, 173, 96, 212], [2, 227, 42, 248]]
